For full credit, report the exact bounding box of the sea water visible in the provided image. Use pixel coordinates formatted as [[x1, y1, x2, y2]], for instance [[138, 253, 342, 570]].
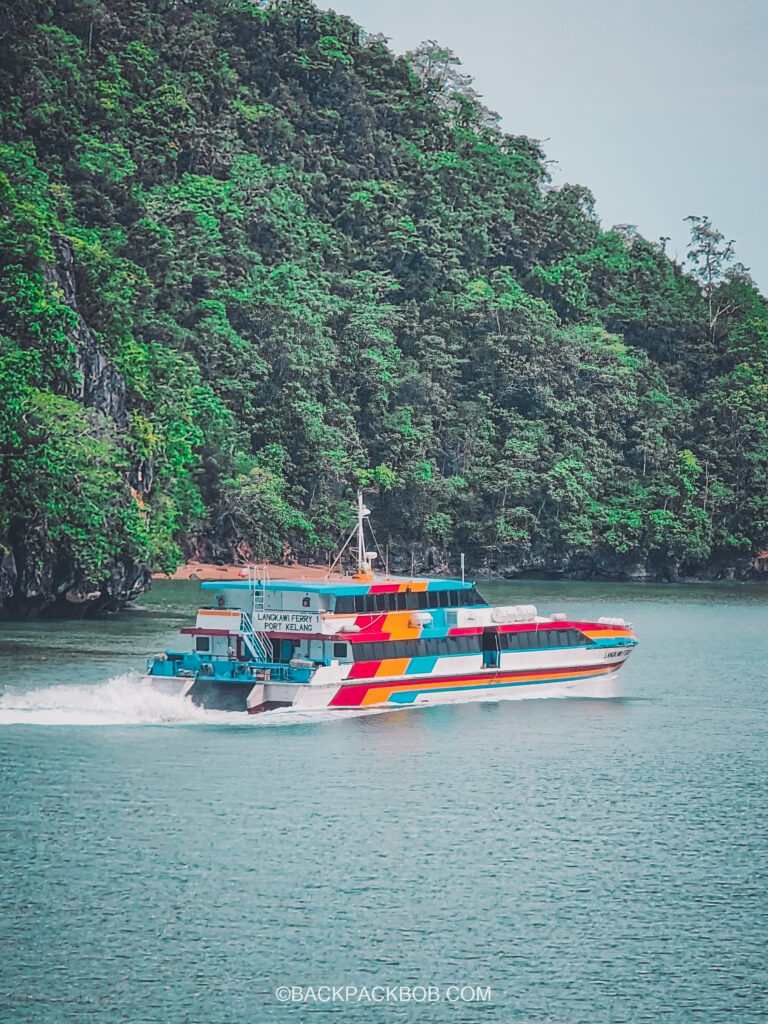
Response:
[[0, 580, 766, 1023]]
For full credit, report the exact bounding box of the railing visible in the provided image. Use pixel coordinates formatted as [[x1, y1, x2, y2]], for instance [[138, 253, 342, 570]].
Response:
[[239, 611, 273, 663]]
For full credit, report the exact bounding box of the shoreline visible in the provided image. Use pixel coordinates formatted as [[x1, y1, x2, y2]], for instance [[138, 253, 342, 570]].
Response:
[[151, 560, 332, 582], [152, 560, 768, 586]]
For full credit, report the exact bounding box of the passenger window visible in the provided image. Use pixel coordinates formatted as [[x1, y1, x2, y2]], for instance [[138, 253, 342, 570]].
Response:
[[333, 642, 348, 659], [417, 592, 429, 610], [196, 636, 210, 652]]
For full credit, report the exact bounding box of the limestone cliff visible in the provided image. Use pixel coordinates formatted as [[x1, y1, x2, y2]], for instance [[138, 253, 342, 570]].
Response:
[[0, 239, 151, 618]]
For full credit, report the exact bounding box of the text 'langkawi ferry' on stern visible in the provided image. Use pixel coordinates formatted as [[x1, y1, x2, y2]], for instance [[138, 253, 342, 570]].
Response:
[[145, 493, 638, 714]]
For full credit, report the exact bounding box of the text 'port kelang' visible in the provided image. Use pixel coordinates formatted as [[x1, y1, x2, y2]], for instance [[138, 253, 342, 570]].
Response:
[[145, 493, 638, 714]]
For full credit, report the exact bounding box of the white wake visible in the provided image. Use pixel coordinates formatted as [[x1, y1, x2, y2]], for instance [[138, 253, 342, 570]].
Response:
[[0, 673, 230, 726], [0, 673, 380, 727], [0, 671, 619, 727]]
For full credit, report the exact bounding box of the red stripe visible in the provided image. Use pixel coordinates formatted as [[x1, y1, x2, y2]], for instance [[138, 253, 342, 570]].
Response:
[[351, 615, 388, 630], [329, 684, 376, 706], [347, 630, 395, 643], [348, 661, 381, 679]]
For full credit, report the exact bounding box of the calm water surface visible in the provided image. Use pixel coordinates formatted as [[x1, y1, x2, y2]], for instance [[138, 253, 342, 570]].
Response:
[[0, 580, 766, 1023]]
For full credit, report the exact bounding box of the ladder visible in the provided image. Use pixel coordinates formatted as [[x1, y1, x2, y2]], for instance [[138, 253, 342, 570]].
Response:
[[249, 563, 269, 613]]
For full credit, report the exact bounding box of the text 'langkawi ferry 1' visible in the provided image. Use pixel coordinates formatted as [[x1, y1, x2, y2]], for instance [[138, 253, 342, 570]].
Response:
[[145, 493, 638, 714]]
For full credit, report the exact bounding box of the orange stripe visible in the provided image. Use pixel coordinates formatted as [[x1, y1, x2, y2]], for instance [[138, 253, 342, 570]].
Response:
[[375, 658, 409, 677], [361, 686, 395, 706], [381, 612, 421, 639], [358, 664, 613, 706], [583, 629, 635, 639]]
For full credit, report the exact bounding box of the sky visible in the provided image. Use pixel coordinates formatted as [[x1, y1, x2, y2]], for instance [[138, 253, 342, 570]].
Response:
[[333, 0, 768, 293]]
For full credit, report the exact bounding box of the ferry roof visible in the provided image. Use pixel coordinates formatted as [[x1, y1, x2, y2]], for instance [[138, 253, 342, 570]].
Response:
[[200, 575, 472, 594]]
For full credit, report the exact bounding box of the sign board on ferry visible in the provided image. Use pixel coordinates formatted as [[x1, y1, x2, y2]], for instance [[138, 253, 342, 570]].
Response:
[[252, 611, 320, 633]]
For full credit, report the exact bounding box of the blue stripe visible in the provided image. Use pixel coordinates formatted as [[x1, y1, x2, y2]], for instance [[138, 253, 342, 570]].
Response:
[[386, 667, 620, 703], [406, 656, 438, 674]]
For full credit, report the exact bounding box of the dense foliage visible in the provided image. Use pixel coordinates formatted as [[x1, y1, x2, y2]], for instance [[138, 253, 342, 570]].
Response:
[[1, 0, 767, 588]]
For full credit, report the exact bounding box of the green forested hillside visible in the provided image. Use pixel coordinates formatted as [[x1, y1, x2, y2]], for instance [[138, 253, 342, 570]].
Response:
[[1, 0, 767, 614]]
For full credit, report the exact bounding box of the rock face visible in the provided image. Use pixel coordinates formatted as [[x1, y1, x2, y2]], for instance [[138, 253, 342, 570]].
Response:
[[179, 527, 768, 586], [46, 236, 128, 426], [0, 517, 151, 619], [336, 541, 768, 584], [0, 238, 151, 620]]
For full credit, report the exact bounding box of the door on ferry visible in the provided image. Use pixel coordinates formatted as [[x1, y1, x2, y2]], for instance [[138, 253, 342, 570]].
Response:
[[481, 628, 499, 668], [276, 639, 298, 663]]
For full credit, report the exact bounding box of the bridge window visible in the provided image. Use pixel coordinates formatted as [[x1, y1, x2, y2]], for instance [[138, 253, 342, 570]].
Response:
[[498, 628, 591, 650], [335, 588, 489, 616]]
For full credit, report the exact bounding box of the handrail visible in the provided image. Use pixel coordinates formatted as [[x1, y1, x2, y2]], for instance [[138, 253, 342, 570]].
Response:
[[240, 611, 273, 663]]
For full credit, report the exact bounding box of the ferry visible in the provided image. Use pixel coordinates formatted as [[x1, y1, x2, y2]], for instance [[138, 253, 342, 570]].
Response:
[[145, 493, 638, 713]]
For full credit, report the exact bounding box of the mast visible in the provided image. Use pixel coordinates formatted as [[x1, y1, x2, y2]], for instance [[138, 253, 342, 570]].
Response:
[[326, 489, 374, 577], [356, 489, 374, 573], [356, 489, 366, 572]]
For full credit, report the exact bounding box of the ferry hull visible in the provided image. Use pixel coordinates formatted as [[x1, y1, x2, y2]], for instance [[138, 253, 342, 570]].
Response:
[[145, 645, 632, 714], [250, 660, 626, 714], [143, 554, 638, 717]]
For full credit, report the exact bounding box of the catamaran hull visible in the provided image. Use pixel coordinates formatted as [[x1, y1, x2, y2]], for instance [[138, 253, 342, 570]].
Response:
[[249, 659, 627, 713], [145, 654, 629, 714], [140, 674, 195, 698]]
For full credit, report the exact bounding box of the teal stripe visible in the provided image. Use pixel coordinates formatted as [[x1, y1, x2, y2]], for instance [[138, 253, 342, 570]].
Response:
[[387, 667, 617, 704]]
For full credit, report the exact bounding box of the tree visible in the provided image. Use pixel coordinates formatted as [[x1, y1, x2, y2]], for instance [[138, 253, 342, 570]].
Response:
[[684, 215, 738, 342]]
